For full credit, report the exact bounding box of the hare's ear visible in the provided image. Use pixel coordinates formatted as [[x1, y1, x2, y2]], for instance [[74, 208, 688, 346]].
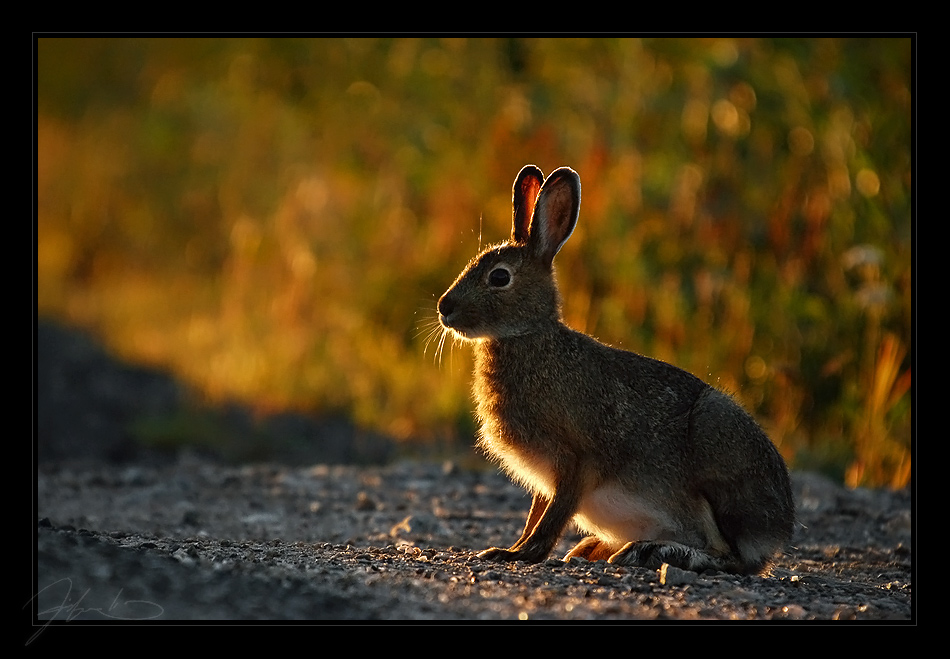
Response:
[[530, 167, 580, 266], [511, 164, 544, 245]]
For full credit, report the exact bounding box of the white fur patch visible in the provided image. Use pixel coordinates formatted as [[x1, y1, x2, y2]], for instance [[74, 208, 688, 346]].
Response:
[[572, 483, 676, 550]]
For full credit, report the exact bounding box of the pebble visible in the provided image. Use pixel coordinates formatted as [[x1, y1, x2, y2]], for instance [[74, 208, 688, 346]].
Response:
[[659, 564, 698, 586]]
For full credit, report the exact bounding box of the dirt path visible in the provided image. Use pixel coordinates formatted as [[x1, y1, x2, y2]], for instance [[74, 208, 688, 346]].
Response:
[[32, 455, 912, 627]]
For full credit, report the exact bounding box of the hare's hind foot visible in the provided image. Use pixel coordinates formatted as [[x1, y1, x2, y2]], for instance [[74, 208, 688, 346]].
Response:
[[607, 540, 754, 574], [564, 536, 617, 562]]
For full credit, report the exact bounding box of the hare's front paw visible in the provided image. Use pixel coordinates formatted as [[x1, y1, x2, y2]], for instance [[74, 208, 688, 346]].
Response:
[[476, 547, 520, 561], [477, 546, 548, 563]]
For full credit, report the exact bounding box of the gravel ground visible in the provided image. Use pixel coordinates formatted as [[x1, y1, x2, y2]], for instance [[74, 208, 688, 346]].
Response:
[[30, 319, 914, 633], [33, 456, 912, 628]]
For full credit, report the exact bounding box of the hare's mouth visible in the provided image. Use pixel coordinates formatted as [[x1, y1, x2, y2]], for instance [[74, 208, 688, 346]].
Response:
[[440, 314, 490, 341], [439, 316, 473, 339]]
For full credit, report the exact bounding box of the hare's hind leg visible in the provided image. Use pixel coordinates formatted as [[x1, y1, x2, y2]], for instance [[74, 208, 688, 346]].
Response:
[[607, 540, 740, 573], [686, 389, 796, 575], [564, 536, 616, 562]]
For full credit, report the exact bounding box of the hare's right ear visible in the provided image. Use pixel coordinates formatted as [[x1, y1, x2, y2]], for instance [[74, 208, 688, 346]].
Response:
[[511, 164, 544, 244], [530, 167, 580, 266]]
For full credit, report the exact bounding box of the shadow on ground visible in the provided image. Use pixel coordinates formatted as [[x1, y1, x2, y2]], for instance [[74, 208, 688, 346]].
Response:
[[36, 317, 396, 467]]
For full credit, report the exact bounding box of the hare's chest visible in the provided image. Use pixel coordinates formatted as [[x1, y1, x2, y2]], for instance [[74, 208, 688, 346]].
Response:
[[477, 426, 559, 498]]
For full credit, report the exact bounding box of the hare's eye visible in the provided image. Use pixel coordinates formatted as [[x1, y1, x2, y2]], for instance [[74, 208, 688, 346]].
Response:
[[488, 267, 511, 288]]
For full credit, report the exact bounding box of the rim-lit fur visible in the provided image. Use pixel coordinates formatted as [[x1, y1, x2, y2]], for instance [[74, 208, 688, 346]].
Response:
[[438, 165, 794, 575]]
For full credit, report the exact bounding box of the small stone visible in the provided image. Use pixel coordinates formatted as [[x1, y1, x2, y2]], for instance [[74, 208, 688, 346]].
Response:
[[833, 606, 857, 620], [659, 563, 697, 586], [777, 604, 808, 619]]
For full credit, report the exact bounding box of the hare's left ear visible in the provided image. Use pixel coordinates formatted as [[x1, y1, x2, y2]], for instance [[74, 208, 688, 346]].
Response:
[[530, 167, 580, 266], [511, 164, 544, 245]]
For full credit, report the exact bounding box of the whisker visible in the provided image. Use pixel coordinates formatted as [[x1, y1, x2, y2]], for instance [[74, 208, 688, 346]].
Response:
[[433, 331, 448, 366], [415, 311, 454, 367], [413, 316, 438, 341]]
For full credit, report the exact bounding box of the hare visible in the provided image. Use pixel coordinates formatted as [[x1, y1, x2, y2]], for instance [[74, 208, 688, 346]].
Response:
[[437, 164, 795, 575]]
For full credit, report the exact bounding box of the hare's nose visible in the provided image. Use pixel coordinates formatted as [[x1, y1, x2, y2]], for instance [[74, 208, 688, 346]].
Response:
[[438, 295, 455, 318]]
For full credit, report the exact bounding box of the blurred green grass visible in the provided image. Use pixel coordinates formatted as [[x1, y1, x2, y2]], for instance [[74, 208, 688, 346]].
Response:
[[35, 37, 912, 487]]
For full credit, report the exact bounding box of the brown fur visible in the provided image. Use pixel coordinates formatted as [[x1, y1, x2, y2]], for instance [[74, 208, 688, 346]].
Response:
[[438, 165, 794, 575]]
